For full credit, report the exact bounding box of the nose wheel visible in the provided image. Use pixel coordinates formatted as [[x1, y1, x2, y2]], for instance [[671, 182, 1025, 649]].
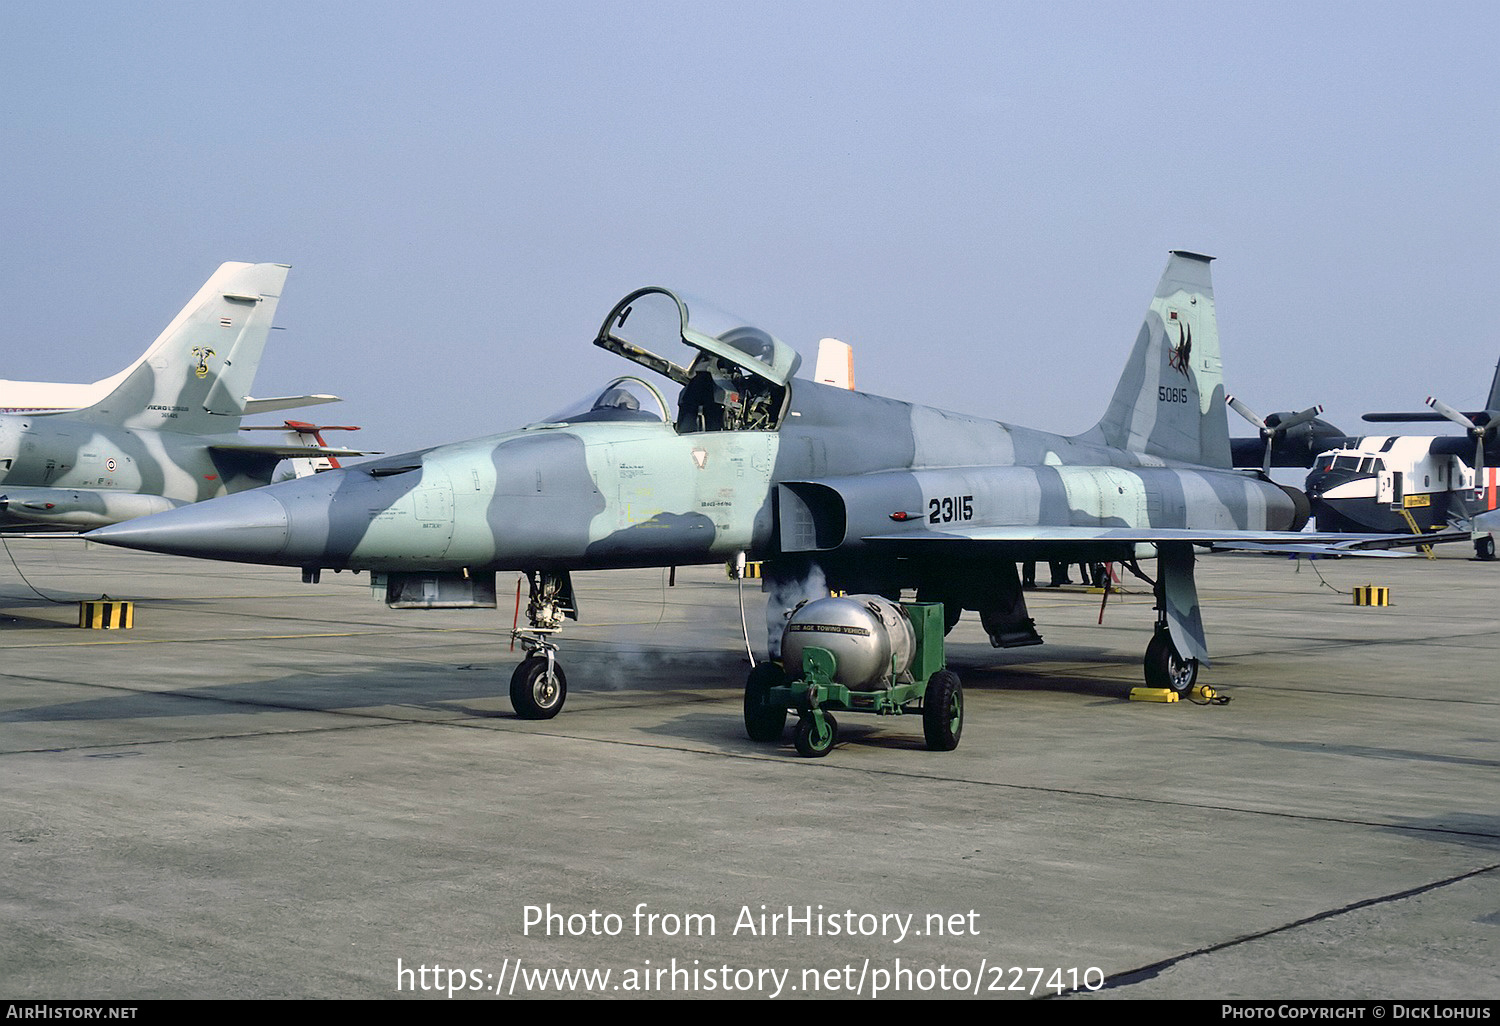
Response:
[[510, 648, 567, 719]]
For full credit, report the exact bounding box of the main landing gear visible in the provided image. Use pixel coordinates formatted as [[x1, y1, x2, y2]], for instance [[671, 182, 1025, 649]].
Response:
[[1125, 555, 1201, 696], [509, 570, 576, 719], [1143, 628, 1198, 694]]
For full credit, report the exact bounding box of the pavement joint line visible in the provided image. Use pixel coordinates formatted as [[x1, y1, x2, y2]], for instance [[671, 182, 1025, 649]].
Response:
[[1073, 861, 1500, 997], [1186, 681, 1500, 706], [2, 717, 419, 756], [0, 702, 454, 756]]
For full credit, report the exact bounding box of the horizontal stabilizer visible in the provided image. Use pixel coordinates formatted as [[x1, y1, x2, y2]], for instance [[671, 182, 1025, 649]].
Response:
[[208, 443, 371, 460], [244, 395, 342, 415]]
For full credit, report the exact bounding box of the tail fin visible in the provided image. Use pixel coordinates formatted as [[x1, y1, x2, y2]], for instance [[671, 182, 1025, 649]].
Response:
[[814, 337, 855, 389], [1484, 355, 1500, 413], [71, 262, 290, 434], [1084, 250, 1231, 468]]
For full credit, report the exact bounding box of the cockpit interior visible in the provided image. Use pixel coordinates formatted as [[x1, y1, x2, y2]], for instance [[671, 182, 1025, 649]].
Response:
[[582, 286, 801, 435]]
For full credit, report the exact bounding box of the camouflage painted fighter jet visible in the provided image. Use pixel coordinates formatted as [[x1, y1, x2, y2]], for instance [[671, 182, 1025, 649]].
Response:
[[91, 251, 1374, 717], [0, 262, 358, 531]]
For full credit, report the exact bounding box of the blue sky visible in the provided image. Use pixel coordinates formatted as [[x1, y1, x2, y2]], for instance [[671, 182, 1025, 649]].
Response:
[[4, 1, 1496, 452]]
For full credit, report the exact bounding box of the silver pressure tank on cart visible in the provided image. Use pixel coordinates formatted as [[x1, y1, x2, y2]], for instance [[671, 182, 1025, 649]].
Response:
[[781, 595, 917, 691], [745, 594, 964, 757]]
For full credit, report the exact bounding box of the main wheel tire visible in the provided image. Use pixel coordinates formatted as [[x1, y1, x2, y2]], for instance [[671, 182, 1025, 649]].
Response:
[[1143, 631, 1198, 694], [922, 670, 964, 751], [510, 655, 567, 719], [793, 713, 837, 757], [1476, 536, 1496, 561], [744, 663, 788, 742]]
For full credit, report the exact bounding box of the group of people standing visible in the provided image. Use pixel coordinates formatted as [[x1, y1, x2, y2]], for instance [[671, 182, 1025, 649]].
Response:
[[1020, 561, 1110, 589]]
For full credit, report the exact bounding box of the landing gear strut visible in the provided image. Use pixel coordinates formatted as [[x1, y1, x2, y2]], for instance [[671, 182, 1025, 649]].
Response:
[[1144, 562, 1198, 695], [510, 570, 576, 719]]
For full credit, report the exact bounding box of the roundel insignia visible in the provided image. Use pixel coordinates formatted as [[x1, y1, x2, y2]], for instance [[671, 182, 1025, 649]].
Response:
[[106, 458, 117, 473]]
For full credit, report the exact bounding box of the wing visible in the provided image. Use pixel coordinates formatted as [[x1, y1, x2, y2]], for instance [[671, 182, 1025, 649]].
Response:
[[860, 523, 1448, 557]]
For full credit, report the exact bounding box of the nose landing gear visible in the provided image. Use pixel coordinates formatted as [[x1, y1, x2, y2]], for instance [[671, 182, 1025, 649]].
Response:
[[509, 570, 576, 719]]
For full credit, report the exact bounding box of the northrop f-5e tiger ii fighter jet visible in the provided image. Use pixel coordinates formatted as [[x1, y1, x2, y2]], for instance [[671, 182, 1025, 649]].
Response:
[[92, 251, 1368, 718]]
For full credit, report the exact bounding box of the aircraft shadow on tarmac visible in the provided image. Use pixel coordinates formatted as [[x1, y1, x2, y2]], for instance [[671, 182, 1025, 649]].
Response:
[[618, 642, 1157, 751], [0, 646, 756, 727], [639, 707, 945, 754], [945, 644, 1153, 701], [1380, 813, 1500, 854], [1209, 734, 1500, 773], [0, 660, 555, 726], [3, 639, 1149, 740], [0, 609, 79, 630]]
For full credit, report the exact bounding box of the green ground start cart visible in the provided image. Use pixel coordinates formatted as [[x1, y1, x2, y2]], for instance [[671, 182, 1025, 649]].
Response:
[[742, 598, 963, 757]]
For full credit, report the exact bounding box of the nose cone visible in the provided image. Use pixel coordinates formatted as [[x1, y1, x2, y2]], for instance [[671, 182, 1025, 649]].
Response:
[[88, 490, 291, 563]]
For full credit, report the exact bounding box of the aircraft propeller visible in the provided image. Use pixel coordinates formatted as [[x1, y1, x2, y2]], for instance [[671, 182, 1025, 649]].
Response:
[[1424, 397, 1500, 496], [1226, 396, 1325, 476]]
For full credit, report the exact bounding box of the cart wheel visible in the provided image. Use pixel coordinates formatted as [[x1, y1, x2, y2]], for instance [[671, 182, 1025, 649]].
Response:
[[744, 663, 788, 742], [510, 655, 567, 720], [794, 713, 837, 758], [922, 670, 963, 751]]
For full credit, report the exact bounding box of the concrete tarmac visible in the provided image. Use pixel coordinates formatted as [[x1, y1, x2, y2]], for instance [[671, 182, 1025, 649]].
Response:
[[2, 538, 1497, 1000]]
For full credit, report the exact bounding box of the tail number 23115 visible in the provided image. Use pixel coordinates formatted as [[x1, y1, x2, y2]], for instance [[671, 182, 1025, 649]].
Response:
[[928, 495, 974, 524]]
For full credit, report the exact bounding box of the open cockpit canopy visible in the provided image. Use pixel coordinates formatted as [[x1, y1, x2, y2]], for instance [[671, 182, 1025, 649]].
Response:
[[593, 287, 800, 432]]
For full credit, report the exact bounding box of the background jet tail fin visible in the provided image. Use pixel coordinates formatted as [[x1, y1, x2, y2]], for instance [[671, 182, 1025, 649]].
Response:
[[813, 337, 855, 389], [1082, 250, 1232, 468], [1484, 356, 1500, 414], [72, 262, 291, 435]]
